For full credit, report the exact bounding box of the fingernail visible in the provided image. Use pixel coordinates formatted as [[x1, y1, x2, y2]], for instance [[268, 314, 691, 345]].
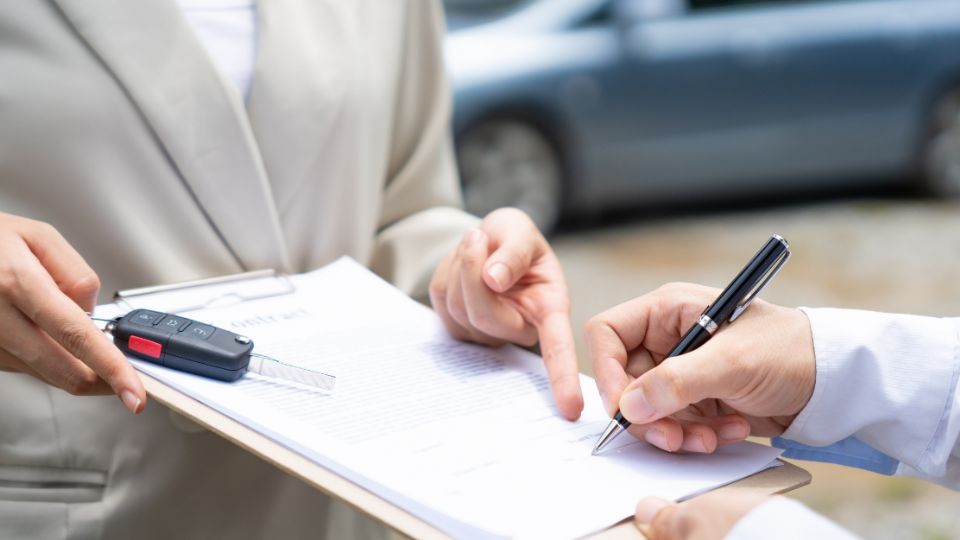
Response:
[[620, 388, 654, 422], [644, 428, 668, 450], [465, 229, 483, 246], [681, 432, 707, 453], [719, 422, 749, 441], [120, 390, 142, 415], [636, 497, 670, 524], [487, 263, 511, 290]]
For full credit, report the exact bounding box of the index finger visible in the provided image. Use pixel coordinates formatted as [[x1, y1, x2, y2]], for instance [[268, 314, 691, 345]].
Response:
[[586, 284, 722, 405], [538, 311, 583, 420], [19, 219, 101, 311], [9, 257, 145, 413], [586, 296, 656, 413]]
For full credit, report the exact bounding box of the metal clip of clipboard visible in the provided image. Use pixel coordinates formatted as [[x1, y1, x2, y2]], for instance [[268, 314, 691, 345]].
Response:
[[114, 269, 296, 314]]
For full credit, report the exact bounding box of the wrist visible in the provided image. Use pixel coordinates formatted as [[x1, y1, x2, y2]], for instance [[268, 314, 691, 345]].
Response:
[[781, 306, 816, 426], [743, 303, 815, 430]]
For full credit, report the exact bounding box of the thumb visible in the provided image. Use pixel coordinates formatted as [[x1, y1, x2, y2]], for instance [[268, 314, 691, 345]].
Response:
[[636, 497, 672, 525], [619, 345, 736, 424], [481, 232, 542, 293], [636, 497, 680, 540]]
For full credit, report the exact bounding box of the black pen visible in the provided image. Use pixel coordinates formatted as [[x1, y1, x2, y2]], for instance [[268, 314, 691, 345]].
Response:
[[591, 234, 791, 455]]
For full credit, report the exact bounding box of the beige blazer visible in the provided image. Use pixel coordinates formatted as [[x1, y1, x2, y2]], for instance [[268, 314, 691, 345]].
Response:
[[0, 0, 477, 538]]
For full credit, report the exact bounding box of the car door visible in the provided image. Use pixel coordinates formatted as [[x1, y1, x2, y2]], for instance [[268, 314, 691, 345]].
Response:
[[587, 0, 925, 203]]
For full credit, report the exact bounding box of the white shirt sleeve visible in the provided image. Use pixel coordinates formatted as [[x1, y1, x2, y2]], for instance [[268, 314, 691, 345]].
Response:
[[778, 308, 960, 487], [726, 497, 858, 540]]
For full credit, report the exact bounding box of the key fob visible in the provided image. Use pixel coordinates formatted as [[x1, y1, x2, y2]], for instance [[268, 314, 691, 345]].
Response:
[[113, 309, 253, 382]]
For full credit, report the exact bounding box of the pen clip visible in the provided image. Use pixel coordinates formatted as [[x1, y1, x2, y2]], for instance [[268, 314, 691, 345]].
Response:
[[728, 247, 792, 323]]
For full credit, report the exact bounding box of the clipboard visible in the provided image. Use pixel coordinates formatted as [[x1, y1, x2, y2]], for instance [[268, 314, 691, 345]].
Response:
[[115, 271, 811, 540]]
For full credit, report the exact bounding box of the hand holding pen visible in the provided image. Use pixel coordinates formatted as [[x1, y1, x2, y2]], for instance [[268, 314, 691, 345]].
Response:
[[587, 236, 816, 454]]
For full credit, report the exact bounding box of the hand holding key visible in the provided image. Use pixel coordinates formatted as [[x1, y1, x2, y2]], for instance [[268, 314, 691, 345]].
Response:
[[0, 212, 145, 413]]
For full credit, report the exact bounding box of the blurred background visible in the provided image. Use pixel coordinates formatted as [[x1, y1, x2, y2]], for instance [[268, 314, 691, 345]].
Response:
[[443, 0, 960, 538]]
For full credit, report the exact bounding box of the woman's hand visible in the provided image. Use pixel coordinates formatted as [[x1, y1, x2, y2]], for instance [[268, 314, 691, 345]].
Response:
[[0, 212, 145, 413], [430, 208, 583, 420], [586, 282, 815, 452]]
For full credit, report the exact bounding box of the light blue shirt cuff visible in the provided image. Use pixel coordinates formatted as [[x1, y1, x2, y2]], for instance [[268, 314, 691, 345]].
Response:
[[771, 436, 899, 475]]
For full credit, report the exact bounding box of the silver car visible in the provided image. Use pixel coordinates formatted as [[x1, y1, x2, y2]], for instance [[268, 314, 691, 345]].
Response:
[[446, 0, 960, 231]]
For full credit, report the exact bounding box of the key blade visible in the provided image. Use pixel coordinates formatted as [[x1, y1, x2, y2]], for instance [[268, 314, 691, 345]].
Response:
[[247, 354, 336, 392]]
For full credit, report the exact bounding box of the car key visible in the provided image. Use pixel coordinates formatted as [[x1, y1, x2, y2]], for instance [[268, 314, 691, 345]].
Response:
[[103, 309, 335, 391]]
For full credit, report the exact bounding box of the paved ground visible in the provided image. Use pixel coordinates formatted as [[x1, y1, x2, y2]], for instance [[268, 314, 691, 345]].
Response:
[[552, 195, 960, 540]]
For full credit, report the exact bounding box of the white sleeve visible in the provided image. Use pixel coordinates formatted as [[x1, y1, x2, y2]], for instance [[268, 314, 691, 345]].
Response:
[[726, 498, 858, 540], [778, 308, 960, 487]]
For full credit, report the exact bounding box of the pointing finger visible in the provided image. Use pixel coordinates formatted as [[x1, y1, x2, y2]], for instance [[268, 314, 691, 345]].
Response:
[[538, 311, 583, 420]]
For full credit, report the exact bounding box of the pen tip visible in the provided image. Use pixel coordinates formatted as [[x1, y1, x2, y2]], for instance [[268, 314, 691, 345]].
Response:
[[592, 418, 625, 456], [591, 439, 605, 456]]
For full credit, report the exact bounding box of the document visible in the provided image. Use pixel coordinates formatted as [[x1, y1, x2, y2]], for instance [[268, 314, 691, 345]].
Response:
[[97, 258, 782, 539]]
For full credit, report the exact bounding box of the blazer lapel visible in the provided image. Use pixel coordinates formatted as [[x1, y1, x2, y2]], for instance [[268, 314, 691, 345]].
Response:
[[52, 0, 292, 272]]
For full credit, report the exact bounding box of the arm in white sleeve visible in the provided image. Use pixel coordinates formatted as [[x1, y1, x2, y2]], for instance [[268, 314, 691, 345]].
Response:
[[726, 497, 858, 540], [773, 308, 960, 489]]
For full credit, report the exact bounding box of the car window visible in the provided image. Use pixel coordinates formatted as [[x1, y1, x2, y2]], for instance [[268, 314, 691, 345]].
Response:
[[688, 0, 815, 10], [444, 0, 532, 17], [576, 2, 615, 27], [444, 0, 535, 30]]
